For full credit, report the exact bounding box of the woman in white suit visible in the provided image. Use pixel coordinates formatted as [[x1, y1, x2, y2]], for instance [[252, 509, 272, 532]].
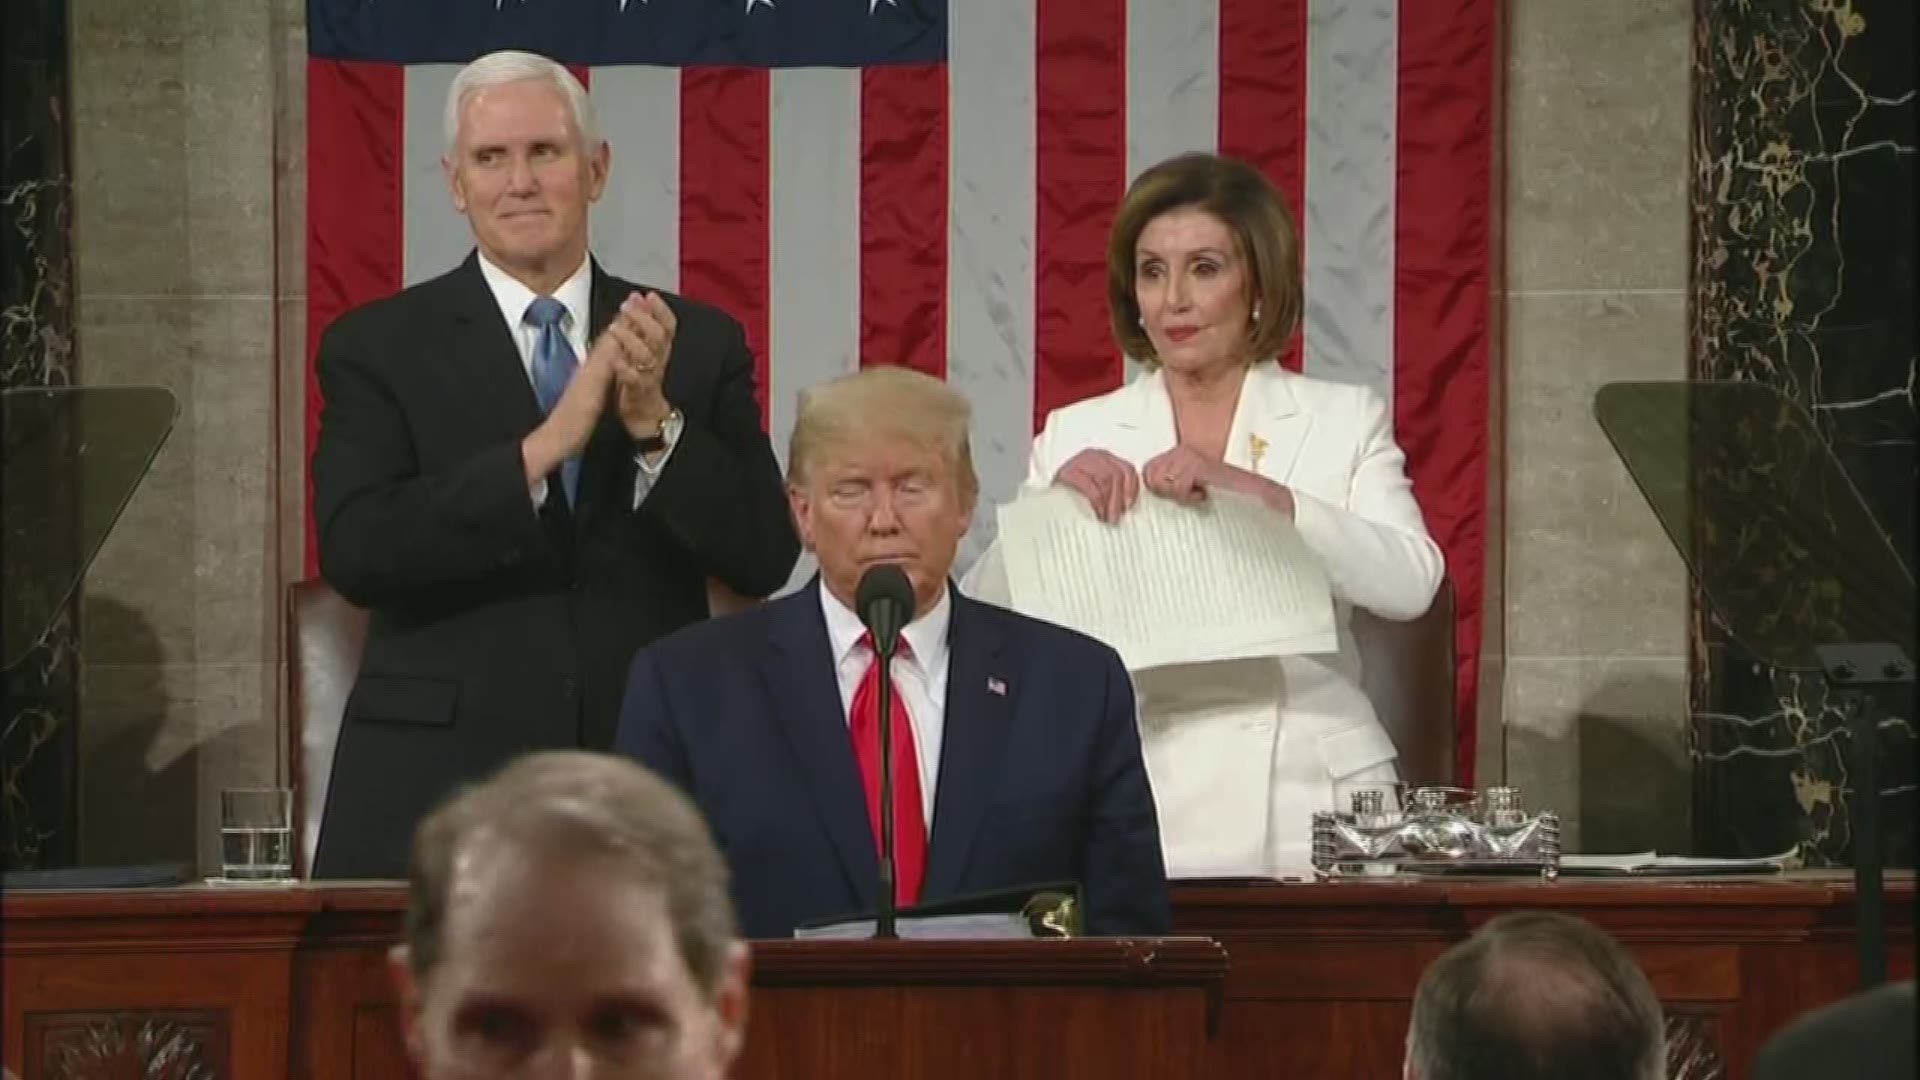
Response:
[[969, 153, 1444, 877]]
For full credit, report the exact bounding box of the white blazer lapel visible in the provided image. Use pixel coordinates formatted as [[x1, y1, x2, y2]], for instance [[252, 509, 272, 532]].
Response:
[[1109, 368, 1180, 466], [1234, 361, 1314, 481]]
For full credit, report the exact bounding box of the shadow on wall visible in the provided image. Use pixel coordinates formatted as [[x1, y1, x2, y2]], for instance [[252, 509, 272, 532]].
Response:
[[1578, 672, 1692, 855], [1505, 670, 1691, 855], [76, 594, 195, 870]]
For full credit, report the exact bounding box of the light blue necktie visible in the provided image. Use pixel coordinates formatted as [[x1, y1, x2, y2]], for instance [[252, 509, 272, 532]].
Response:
[[524, 296, 580, 506]]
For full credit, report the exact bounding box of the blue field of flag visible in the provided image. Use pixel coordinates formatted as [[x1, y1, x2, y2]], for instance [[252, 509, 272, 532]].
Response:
[[309, 0, 948, 68]]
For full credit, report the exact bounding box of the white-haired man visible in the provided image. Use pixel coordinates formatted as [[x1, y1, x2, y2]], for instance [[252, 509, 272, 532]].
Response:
[[312, 50, 798, 878]]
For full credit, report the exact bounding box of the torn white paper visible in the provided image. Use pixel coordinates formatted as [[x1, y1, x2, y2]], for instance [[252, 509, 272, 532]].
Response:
[[994, 487, 1337, 671]]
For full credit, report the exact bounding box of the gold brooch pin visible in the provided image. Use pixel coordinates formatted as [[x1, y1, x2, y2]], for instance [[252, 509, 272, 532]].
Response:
[[1249, 433, 1269, 472]]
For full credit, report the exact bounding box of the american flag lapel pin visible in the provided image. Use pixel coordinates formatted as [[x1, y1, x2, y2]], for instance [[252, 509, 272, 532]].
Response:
[[986, 677, 1007, 697]]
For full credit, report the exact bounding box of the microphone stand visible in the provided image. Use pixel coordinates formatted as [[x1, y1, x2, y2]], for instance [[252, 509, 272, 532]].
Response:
[[857, 565, 914, 941], [1813, 643, 1912, 989], [873, 625, 901, 940], [1850, 686, 1886, 989]]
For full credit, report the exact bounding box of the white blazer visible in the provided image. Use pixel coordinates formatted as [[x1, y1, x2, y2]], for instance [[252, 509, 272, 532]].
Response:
[[968, 361, 1444, 877]]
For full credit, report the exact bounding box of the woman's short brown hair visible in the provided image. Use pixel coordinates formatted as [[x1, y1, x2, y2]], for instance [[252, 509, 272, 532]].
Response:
[[1107, 152, 1302, 368]]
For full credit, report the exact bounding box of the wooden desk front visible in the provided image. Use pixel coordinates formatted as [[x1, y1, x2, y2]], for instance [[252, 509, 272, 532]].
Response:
[[2, 885, 1224, 1079], [5, 876, 1909, 1078], [1172, 873, 1915, 1078]]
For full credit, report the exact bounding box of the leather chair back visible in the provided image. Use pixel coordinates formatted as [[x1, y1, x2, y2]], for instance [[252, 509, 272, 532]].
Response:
[[287, 578, 370, 876], [283, 575, 750, 873], [1350, 578, 1457, 786], [707, 577, 760, 617]]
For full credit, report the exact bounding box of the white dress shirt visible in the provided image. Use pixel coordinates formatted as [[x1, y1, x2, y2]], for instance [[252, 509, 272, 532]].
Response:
[[476, 252, 675, 510], [818, 583, 950, 826]]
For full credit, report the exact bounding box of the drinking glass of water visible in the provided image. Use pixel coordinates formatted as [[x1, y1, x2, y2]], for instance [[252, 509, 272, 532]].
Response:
[[220, 787, 294, 882]]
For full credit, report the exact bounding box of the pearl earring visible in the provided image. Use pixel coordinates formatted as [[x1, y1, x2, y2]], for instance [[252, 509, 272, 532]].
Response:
[[1252, 303, 1263, 324]]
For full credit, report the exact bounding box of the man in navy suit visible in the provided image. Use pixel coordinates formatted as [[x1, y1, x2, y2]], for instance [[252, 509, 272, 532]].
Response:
[[615, 366, 1170, 939]]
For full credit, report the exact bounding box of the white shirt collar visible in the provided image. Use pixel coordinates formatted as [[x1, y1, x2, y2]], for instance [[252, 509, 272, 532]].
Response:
[[477, 250, 592, 336], [818, 578, 952, 673]]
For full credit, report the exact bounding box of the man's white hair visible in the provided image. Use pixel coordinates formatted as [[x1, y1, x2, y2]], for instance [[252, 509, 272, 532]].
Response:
[[442, 50, 602, 158]]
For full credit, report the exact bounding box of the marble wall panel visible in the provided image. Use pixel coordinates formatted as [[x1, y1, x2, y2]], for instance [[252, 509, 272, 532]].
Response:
[[1688, 0, 1916, 865], [2, 0, 81, 870]]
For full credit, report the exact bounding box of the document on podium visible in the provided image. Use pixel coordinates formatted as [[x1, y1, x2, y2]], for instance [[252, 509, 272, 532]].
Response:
[[1556, 849, 1796, 877], [995, 487, 1337, 672]]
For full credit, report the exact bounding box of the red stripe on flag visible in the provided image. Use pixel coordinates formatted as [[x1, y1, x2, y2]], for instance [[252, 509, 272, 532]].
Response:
[[1395, 0, 1497, 786], [1033, 0, 1126, 431], [859, 64, 948, 379], [306, 58, 405, 577], [679, 68, 772, 427], [1219, 0, 1308, 371]]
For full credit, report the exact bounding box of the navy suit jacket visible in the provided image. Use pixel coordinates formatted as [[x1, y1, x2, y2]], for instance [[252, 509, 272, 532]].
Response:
[[613, 581, 1171, 939]]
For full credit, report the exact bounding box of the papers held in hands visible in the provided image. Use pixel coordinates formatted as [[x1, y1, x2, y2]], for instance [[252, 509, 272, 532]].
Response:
[[794, 884, 1081, 941], [1557, 850, 1798, 877], [995, 487, 1337, 672]]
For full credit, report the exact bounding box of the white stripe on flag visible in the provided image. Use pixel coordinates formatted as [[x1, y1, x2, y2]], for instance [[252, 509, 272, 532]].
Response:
[[1302, 0, 1398, 399], [769, 68, 862, 594], [950, 0, 1038, 575], [1125, 0, 1221, 184], [590, 66, 682, 292], [403, 64, 471, 286], [1124, 0, 1221, 384]]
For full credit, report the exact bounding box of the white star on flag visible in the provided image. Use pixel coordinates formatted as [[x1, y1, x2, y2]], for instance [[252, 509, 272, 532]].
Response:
[[746, 0, 773, 11], [870, 0, 897, 12]]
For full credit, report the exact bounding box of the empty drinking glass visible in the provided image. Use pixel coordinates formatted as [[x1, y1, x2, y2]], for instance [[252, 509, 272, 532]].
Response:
[[1334, 778, 1406, 830]]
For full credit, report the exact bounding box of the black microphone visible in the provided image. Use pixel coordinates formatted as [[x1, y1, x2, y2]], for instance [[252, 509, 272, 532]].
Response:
[[855, 563, 915, 938], [856, 563, 914, 660]]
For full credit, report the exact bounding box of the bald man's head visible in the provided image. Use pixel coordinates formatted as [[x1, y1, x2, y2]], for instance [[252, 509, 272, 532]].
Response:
[[1406, 912, 1666, 1080]]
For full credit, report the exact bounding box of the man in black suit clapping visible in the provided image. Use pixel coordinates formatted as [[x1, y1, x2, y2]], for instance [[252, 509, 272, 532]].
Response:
[[310, 49, 798, 878]]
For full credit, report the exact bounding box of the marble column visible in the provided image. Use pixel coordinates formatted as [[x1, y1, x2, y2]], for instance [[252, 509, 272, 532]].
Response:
[[1688, 0, 1916, 864], [1, 0, 81, 869]]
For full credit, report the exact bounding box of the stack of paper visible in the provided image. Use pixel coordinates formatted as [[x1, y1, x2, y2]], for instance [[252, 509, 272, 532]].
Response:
[[1557, 850, 1796, 876], [994, 487, 1337, 672], [793, 912, 1034, 940]]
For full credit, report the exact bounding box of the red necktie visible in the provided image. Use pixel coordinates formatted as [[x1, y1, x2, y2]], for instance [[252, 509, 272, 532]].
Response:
[[849, 631, 927, 907]]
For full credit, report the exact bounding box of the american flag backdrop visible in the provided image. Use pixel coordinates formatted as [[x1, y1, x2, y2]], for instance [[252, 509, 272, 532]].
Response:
[[306, 0, 1498, 782]]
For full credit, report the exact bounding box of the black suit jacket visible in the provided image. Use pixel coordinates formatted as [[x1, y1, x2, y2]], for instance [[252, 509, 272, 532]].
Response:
[[310, 254, 799, 878], [613, 581, 1171, 939], [1754, 980, 1915, 1080]]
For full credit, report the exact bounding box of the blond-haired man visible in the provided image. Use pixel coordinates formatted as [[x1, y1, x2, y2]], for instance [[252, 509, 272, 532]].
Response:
[[614, 366, 1170, 939]]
